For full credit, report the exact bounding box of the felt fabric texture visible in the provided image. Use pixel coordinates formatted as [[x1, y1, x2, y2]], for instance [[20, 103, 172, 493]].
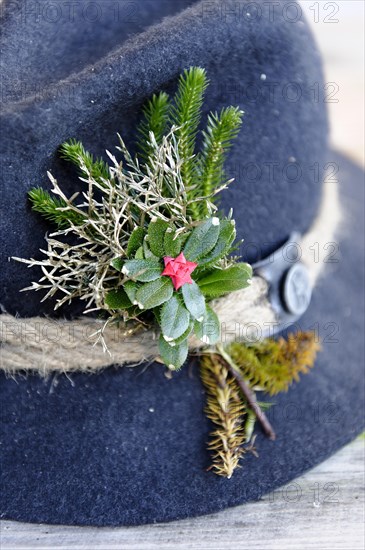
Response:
[[0, 0, 328, 318], [0, 0, 197, 93], [0, 153, 364, 526]]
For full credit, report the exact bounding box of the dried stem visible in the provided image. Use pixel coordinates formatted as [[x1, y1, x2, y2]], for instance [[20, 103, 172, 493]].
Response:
[[216, 345, 276, 440]]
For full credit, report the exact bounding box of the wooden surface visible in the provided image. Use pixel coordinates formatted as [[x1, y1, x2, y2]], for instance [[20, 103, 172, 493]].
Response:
[[1, 436, 364, 549]]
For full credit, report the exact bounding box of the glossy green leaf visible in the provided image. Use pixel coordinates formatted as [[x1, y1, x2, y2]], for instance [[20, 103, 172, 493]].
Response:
[[168, 321, 194, 345], [181, 281, 205, 321], [198, 263, 252, 297], [194, 305, 220, 345], [122, 259, 162, 282], [123, 280, 139, 304], [164, 225, 182, 257], [135, 277, 173, 310], [143, 236, 159, 259], [111, 257, 123, 271], [135, 246, 144, 259], [197, 219, 236, 266], [160, 295, 190, 341], [183, 217, 220, 261], [147, 218, 169, 257], [126, 227, 145, 257], [158, 334, 189, 370], [105, 288, 132, 310]]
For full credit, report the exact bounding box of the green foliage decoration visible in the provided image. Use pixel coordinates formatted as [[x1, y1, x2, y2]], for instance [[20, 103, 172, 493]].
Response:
[[13, 68, 320, 479], [16, 67, 249, 370]]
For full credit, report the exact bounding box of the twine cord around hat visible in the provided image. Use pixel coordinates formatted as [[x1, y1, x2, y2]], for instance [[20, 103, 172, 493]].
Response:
[[0, 174, 341, 375]]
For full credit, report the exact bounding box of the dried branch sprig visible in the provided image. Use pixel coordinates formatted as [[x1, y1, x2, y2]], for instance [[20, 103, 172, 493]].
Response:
[[200, 352, 247, 478]]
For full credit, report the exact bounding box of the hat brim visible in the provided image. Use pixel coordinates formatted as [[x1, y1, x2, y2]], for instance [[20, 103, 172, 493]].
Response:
[[1, 151, 364, 526]]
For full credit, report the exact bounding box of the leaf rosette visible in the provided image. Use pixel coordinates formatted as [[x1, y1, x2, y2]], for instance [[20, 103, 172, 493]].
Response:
[[108, 216, 252, 369]]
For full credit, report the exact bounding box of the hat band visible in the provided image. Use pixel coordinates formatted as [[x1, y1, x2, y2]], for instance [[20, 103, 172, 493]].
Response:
[[0, 175, 341, 375]]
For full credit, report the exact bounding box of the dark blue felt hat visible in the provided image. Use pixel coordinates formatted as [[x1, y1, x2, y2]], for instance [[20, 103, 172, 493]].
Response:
[[0, 0, 364, 526]]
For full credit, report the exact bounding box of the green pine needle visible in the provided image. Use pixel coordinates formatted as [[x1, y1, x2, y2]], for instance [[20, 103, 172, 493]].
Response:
[[28, 187, 85, 228], [136, 92, 171, 162], [60, 139, 110, 182], [198, 107, 244, 215], [171, 67, 209, 200]]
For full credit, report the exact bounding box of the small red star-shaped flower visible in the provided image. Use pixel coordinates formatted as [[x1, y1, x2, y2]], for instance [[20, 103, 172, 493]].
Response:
[[162, 252, 198, 291]]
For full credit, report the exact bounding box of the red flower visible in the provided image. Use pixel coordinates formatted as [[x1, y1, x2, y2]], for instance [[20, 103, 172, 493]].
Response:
[[162, 252, 197, 291]]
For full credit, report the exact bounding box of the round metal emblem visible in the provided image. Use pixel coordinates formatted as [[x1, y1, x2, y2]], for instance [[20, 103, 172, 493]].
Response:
[[282, 263, 312, 316]]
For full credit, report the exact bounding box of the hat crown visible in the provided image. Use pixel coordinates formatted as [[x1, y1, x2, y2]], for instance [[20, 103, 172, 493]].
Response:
[[0, 0, 328, 318]]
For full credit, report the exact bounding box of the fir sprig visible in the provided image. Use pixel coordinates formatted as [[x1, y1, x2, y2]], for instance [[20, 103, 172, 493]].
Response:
[[60, 139, 110, 182], [28, 187, 86, 229], [137, 92, 170, 162], [198, 107, 243, 216], [35, 68, 244, 228], [171, 67, 208, 195], [134, 67, 243, 220]]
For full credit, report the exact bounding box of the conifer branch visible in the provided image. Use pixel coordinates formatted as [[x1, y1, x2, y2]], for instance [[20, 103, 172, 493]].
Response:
[[136, 92, 171, 162], [60, 139, 110, 182], [198, 107, 244, 216], [28, 187, 86, 228], [171, 67, 208, 216]]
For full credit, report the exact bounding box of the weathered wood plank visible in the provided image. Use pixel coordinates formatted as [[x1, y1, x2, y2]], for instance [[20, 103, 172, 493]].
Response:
[[1, 437, 364, 550]]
